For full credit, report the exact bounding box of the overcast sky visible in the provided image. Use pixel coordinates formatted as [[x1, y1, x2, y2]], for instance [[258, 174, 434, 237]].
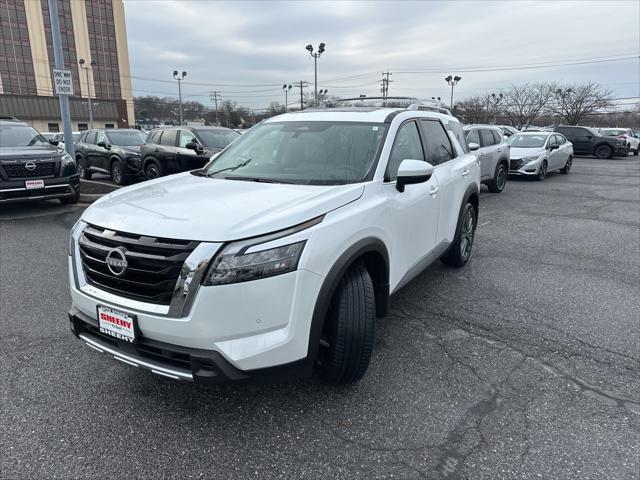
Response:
[[123, 0, 640, 110]]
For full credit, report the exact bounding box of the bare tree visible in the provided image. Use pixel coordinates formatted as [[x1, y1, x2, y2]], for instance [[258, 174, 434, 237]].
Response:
[[552, 82, 613, 125], [502, 82, 556, 129], [453, 96, 490, 124]]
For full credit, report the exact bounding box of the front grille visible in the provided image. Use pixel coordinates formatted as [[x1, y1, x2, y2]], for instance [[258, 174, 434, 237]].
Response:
[[2, 162, 57, 179], [510, 159, 525, 170], [78, 224, 199, 305]]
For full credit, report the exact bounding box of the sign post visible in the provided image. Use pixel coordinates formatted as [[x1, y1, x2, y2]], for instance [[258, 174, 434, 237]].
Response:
[[47, 0, 75, 158]]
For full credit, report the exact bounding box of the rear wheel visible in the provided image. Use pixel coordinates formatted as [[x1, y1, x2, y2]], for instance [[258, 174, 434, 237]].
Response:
[[110, 159, 128, 185], [76, 157, 92, 180], [594, 144, 613, 159], [316, 263, 376, 384], [560, 156, 572, 174], [487, 162, 507, 193], [145, 162, 163, 180], [441, 202, 477, 268], [536, 161, 548, 181]]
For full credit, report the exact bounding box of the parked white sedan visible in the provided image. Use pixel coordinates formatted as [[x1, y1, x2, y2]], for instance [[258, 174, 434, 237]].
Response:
[[506, 132, 573, 181]]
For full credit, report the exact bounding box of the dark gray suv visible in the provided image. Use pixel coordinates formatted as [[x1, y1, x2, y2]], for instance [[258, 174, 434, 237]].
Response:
[[0, 118, 80, 204]]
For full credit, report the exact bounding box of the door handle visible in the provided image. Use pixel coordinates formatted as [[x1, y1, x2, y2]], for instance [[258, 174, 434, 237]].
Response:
[[429, 186, 439, 197], [461, 169, 470, 176]]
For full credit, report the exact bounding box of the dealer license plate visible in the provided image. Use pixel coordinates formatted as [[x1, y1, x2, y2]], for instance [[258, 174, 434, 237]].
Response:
[[97, 305, 136, 343], [25, 179, 45, 190]]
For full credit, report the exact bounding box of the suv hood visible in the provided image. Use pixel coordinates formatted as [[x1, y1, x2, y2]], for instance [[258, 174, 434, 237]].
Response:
[[0, 145, 64, 161], [82, 173, 364, 241]]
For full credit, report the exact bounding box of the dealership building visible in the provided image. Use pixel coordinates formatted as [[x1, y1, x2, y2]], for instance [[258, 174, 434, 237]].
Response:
[[0, 0, 134, 132]]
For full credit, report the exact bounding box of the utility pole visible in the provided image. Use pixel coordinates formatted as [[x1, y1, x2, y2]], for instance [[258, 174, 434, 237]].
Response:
[[209, 91, 222, 125], [294, 80, 308, 110], [47, 0, 74, 158], [381, 71, 393, 100], [173, 70, 186, 125]]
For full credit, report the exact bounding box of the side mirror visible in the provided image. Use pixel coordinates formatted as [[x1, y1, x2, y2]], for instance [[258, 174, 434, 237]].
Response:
[[185, 141, 202, 151], [97, 141, 110, 149], [548, 144, 559, 151], [469, 142, 480, 151], [49, 140, 59, 146], [396, 159, 434, 192]]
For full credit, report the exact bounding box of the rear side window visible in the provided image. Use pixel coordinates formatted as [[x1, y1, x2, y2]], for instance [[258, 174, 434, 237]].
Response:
[[420, 119, 454, 166], [480, 129, 495, 147], [445, 121, 469, 154], [491, 130, 502, 144], [387, 121, 424, 181], [466, 128, 480, 146], [160, 130, 177, 146]]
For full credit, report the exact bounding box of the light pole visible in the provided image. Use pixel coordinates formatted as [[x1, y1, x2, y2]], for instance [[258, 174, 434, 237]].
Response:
[[487, 92, 503, 123], [445, 75, 462, 110], [282, 84, 292, 111], [306, 43, 325, 107], [79, 58, 96, 129], [173, 70, 186, 125]]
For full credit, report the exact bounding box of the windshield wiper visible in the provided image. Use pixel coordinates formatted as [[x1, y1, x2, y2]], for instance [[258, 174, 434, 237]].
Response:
[[224, 176, 297, 184], [207, 158, 251, 176]]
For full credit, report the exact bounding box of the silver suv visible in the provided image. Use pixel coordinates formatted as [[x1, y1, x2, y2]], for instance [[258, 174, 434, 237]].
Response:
[[464, 125, 510, 193]]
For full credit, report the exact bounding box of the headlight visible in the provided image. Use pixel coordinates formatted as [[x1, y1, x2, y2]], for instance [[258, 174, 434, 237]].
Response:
[[69, 220, 85, 256], [521, 155, 540, 163], [203, 241, 306, 286], [60, 153, 74, 167]]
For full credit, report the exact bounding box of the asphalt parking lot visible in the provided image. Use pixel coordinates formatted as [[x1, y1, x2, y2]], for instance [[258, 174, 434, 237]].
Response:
[[1, 156, 638, 479]]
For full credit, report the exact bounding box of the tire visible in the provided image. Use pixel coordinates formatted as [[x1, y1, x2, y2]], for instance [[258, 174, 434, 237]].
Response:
[[594, 144, 613, 159], [145, 161, 163, 180], [487, 162, 507, 193], [110, 159, 128, 185], [59, 186, 80, 205], [633, 149, 639, 156], [76, 157, 92, 180], [560, 156, 572, 174], [536, 160, 548, 181], [441, 202, 477, 268], [316, 263, 376, 384]]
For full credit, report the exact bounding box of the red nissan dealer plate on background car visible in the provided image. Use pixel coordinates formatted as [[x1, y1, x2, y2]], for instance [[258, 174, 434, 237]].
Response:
[[25, 179, 44, 190], [97, 305, 137, 343]]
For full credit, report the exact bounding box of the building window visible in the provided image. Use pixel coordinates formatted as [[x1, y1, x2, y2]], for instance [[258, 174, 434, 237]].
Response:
[[78, 123, 89, 131], [104, 123, 114, 128], [47, 123, 60, 132]]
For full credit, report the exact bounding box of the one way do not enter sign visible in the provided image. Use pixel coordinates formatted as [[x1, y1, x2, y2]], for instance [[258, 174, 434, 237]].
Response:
[[52, 68, 74, 95]]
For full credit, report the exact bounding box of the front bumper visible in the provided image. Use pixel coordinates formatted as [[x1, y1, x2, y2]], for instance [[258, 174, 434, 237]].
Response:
[[69, 308, 310, 383], [509, 158, 542, 176], [0, 174, 79, 203]]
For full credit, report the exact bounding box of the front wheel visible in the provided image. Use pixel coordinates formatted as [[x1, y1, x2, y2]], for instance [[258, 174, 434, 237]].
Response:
[[316, 263, 376, 384], [441, 202, 477, 268], [536, 161, 548, 181], [110, 159, 128, 185], [560, 156, 572, 174], [487, 162, 507, 193], [594, 145, 613, 159]]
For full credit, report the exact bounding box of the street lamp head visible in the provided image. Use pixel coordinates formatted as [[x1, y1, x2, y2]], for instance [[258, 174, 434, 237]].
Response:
[[454, 75, 462, 82], [306, 44, 313, 52], [79, 58, 85, 65], [182, 71, 187, 78], [318, 42, 325, 54], [90, 60, 97, 66], [288, 84, 292, 91], [173, 70, 179, 78], [445, 75, 453, 83], [283, 84, 287, 90]]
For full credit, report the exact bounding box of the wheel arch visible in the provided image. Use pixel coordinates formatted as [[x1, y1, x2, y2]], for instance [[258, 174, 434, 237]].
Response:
[[109, 155, 124, 168], [307, 237, 389, 363]]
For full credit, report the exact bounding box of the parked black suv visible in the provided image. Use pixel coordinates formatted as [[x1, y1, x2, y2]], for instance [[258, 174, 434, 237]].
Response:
[[554, 126, 629, 159], [75, 128, 147, 185], [140, 126, 239, 179], [0, 118, 80, 204]]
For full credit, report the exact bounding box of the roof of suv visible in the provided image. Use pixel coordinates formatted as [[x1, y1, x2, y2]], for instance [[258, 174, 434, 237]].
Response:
[[267, 108, 458, 124], [0, 118, 27, 126]]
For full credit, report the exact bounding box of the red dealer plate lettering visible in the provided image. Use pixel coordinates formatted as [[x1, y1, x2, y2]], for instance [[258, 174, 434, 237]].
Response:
[[97, 305, 136, 343]]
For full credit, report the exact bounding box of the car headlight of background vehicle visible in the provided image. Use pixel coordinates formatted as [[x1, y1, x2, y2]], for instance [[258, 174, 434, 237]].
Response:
[[60, 153, 77, 176], [60, 153, 74, 167], [203, 240, 306, 285]]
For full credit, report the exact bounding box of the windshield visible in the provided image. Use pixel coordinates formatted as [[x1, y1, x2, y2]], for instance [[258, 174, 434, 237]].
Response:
[[195, 129, 240, 149], [203, 121, 388, 185], [506, 134, 548, 148], [0, 124, 50, 147], [106, 130, 147, 146], [601, 129, 627, 136]]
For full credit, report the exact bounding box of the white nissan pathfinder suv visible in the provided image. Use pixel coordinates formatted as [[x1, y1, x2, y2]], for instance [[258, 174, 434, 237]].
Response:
[[68, 106, 480, 384]]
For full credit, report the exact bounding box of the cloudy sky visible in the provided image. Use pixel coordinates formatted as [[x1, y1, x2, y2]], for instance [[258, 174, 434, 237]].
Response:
[[123, 0, 640, 110]]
